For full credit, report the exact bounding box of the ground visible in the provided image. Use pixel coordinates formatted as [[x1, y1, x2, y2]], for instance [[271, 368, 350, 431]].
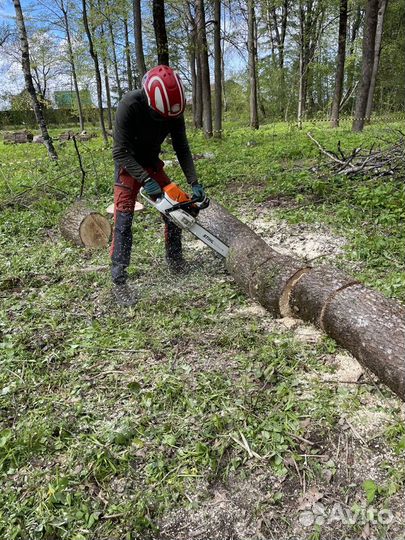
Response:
[[0, 119, 404, 540]]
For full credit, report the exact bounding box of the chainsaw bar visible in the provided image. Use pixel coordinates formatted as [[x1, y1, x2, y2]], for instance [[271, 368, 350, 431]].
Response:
[[187, 222, 229, 257], [139, 184, 229, 258]]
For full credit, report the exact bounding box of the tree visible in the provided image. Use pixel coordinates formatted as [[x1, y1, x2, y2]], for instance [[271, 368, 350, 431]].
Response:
[[123, 17, 134, 89], [82, 0, 108, 143], [248, 0, 259, 129], [12, 0, 57, 160], [297, 0, 325, 126], [153, 0, 169, 65], [365, 0, 388, 121], [0, 23, 11, 47], [185, 1, 202, 128], [59, 0, 85, 131], [352, 0, 379, 131], [133, 0, 147, 76], [213, 0, 222, 137], [330, 0, 348, 127], [100, 25, 113, 129], [196, 0, 212, 137]]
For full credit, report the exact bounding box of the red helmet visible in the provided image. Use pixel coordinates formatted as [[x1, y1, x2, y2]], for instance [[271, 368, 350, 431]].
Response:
[[142, 65, 185, 119]]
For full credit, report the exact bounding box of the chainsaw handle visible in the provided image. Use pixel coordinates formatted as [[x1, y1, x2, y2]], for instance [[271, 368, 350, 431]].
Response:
[[139, 187, 161, 206], [168, 196, 210, 212]]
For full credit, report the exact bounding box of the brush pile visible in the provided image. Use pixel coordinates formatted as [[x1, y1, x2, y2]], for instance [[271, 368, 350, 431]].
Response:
[[307, 131, 405, 179]]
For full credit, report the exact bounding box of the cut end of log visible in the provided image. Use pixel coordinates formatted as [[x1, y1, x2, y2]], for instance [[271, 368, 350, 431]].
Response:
[[60, 201, 111, 248], [279, 267, 311, 318], [80, 213, 111, 247]]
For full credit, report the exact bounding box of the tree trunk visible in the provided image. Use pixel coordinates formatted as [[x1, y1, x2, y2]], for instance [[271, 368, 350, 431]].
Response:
[[221, 36, 227, 113], [107, 20, 123, 100], [195, 50, 203, 128], [133, 0, 147, 77], [82, 0, 108, 143], [213, 0, 222, 137], [297, 5, 306, 128], [196, 201, 405, 401], [60, 201, 111, 247], [365, 0, 388, 121], [13, 0, 57, 160], [185, 1, 203, 128], [352, 0, 379, 132], [346, 5, 362, 114], [196, 0, 212, 137], [330, 0, 348, 127], [61, 0, 84, 131], [153, 0, 169, 65], [100, 27, 113, 131], [124, 18, 134, 91], [248, 0, 259, 129]]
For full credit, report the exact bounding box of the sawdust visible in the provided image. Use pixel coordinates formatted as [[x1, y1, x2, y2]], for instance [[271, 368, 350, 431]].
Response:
[[250, 213, 347, 263]]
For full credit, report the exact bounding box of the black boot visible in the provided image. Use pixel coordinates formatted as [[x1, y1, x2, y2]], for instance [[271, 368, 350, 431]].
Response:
[[112, 282, 138, 307]]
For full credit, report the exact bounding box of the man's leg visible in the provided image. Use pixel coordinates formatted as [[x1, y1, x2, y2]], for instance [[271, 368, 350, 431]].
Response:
[[110, 166, 140, 304], [150, 162, 186, 271]]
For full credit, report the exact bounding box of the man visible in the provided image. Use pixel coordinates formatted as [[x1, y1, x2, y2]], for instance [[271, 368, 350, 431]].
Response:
[[111, 65, 206, 306]]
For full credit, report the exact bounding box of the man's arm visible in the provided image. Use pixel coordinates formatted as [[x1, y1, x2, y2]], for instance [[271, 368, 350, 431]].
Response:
[[170, 116, 198, 186], [112, 97, 149, 183]]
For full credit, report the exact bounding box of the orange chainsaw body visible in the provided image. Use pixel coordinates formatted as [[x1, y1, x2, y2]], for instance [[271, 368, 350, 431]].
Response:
[[163, 182, 191, 204]]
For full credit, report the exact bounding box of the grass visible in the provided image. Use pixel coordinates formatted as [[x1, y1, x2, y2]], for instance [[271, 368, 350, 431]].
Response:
[[0, 118, 404, 539]]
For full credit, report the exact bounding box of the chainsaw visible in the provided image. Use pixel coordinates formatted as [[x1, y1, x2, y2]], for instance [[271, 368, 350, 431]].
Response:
[[140, 182, 229, 257]]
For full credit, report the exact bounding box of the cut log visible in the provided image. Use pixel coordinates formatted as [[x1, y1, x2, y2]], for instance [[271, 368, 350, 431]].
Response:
[[321, 284, 405, 399], [196, 200, 405, 400], [226, 234, 309, 317], [60, 201, 111, 248], [3, 130, 33, 144], [289, 266, 359, 325]]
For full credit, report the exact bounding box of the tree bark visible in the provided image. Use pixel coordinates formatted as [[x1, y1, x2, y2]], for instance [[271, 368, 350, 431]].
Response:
[[196, 201, 405, 400], [365, 0, 388, 121], [107, 19, 123, 100], [100, 27, 113, 131], [185, 1, 203, 128], [352, 0, 379, 132], [213, 0, 222, 137], [196, 0, 212, 137], [124, 18, 134, 91], [82, 0, 108, 144], [133, 0, 147, 77], [330, 0, 348, 127], [153, 0, 169, 65], [13, 0, 57, 160], [61, 0, 84, 131], [248, 0, 259, 129]]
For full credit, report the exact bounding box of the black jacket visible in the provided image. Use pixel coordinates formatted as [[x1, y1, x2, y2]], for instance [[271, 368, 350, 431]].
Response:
[[112, 89, 198, 185]]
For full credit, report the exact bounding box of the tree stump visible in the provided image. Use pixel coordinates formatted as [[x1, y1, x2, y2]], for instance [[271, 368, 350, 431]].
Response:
[[60, 201, 111, 248]]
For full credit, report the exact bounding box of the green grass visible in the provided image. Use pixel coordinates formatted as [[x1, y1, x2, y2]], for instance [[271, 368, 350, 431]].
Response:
[[0, 119, 404, 539]]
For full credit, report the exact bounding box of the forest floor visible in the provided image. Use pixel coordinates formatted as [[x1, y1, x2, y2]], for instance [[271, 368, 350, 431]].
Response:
[[0, 119, 404, 540]]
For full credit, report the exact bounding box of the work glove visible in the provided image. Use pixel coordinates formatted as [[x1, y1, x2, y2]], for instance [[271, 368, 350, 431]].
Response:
[[192, 183, 206, 202], [143, 177, 163, 198]]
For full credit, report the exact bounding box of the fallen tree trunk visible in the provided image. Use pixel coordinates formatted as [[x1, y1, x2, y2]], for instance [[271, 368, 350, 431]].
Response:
[[197, 201, 405, 400], [60, 201, 111, 248]]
